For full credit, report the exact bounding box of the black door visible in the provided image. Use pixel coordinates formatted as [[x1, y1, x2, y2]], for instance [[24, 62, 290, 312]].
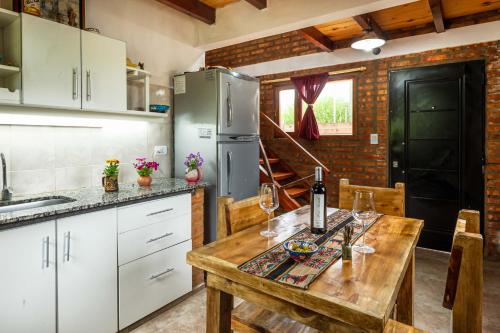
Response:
[[389, 61, 485, 251]]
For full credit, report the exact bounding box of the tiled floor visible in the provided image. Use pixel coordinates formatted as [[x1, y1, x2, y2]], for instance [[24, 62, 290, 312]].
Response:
[[132, 248, 500, 333]]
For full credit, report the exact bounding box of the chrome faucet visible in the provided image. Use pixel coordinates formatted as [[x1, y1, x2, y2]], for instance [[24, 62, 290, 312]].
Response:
[[1, 153, 12, 201]]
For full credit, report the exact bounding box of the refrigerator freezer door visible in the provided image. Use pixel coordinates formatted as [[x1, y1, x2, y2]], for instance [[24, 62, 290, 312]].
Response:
[[218, 141, 259, 200], [218, 72, 259, 136]]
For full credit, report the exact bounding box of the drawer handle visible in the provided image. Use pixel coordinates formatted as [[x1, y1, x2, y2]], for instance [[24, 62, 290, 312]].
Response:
[[146, 232, 173, 244], [147, 208, 173, 217], [150, 268, 175, 280]]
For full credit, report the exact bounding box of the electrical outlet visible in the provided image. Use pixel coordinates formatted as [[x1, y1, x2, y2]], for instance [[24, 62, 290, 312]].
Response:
[[370, 134, 379, 145], [154, 145, 168, 156]]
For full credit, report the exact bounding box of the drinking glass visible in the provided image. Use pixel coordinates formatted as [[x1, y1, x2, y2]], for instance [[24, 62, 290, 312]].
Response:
[[259, 183, 280, 237], [352, 190, 377, 254]]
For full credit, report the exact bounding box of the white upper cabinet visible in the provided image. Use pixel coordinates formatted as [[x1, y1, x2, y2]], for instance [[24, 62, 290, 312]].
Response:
[[82, 31, 126, 111], [21, 14, 81, 108], [57, 209, 118, 333], [0, 221, 57, 333]]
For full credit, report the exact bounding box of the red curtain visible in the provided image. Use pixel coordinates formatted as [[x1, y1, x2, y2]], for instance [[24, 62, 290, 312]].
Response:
[[291, 73, 329, 140]]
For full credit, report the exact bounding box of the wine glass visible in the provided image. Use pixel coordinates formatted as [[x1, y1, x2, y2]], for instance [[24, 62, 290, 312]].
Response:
[[259, 183, 279, 237], [352, 190, 377, 254]]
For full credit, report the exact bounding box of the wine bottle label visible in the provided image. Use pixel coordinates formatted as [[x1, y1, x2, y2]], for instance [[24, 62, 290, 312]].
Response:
[[313, 194, 325, 228]]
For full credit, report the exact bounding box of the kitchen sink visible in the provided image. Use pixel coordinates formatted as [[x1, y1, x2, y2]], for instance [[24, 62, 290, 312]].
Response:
[[0, 196, 76, 214]]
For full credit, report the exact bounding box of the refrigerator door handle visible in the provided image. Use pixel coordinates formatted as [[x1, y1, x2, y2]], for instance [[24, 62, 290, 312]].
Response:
[[226, 82, 233, 128], [227, 151, 232, 195]]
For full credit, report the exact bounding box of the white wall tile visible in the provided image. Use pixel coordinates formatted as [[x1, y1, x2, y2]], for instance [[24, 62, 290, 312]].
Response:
[[55, 167, 92, 191], [10, 126, 55, 171], [0, 125, 11, 187], [55, 127, 96, 167], [10, 169, 55, 195]]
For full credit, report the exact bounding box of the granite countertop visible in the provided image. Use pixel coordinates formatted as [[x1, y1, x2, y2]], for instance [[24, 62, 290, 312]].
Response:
[[0, 178, 208, 230]]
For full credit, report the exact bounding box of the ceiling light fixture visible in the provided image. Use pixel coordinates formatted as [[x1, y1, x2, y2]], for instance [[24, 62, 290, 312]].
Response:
[[351, 18, 386, 53]]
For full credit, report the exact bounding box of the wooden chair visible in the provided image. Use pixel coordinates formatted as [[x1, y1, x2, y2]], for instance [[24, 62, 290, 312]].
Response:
[[383, 209, 483, 333], [339, 179, 405, 217], [443, 209, 483, 333], [217, 196, 317, 333]]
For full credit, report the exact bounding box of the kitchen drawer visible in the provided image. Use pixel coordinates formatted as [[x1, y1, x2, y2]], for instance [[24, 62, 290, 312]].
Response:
[[118, 193, 191, 233], [118, 212, 191, 266], [119, 240, 192, 329]]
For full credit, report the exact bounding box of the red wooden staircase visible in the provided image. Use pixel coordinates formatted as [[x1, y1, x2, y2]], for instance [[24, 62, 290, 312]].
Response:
[[259, 113, 331, 212]]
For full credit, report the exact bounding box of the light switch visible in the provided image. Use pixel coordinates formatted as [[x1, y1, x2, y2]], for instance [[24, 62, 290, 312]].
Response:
[[370, 134, 379, 145], [154, 146, 168, 156]]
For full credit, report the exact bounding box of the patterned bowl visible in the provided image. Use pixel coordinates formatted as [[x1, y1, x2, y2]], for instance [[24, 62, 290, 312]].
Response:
[[283, 240, 319, 262]]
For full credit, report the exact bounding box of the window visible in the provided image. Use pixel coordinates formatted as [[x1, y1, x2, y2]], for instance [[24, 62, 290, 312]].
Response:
[[277, 78, 354, 136]]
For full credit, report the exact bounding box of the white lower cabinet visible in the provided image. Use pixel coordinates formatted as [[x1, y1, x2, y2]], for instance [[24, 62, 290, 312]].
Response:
[[0, 221, 57, 333], [119, 240, 193, 329], [57, 209, 118, 333]]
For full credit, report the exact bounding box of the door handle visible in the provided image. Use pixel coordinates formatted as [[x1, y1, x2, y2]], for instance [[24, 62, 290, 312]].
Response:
[[63, 231, 71, 262], [72, 68, 79, 100], [149, 268, 175, 280], [146, 232, 173, 244], [146, 208, 173, 217], [227, 151, 232, 195], [42, 236, 50, 269], [226, 82, 233, 128], [86, 70, 91, 102]]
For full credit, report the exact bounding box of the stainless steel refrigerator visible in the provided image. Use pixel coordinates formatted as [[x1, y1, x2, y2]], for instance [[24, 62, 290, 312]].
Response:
[[173, 69, 260, 242]]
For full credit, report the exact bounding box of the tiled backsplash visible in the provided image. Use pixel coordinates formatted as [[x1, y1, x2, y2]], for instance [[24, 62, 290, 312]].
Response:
[[0, 119, 172, 196]]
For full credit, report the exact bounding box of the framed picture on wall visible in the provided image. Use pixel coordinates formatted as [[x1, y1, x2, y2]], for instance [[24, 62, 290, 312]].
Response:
[[13, 0, 86, 28]]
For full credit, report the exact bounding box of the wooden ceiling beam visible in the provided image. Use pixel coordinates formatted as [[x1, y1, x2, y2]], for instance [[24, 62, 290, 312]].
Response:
[[245, 0, 267, 10], [428, 0, 445, 33], [299, 27, 335, 52], [155, 0, 215, 25], [352, 14, 387, 40]]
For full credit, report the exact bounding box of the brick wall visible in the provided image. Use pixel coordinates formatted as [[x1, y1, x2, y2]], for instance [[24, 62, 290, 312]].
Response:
[[207, 40, 500, 257]]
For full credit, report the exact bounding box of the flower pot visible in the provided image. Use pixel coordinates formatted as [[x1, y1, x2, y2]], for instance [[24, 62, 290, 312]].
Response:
[[342, 244, 352, 261], [102, 176, 119, 192], [185, 167, 203, 184], [137, 175, 152, 187]]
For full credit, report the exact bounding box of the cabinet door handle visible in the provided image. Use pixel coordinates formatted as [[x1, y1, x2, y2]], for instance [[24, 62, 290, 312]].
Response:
[[146, 232, 173, 244], [42, 236, 49, 269], [149, 268, 175, 280], [72, 68, 79, 100], [227, 151, 232, 195], [63, 231, 71, 262], [146, 208, 173, 217], [86, 70, 91, 101], [226, 82, 233, 127]]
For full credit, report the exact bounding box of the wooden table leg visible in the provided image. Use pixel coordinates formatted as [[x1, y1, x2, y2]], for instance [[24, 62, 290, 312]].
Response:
[[396, 249, 415, 325], [206, 282, 234, 333]]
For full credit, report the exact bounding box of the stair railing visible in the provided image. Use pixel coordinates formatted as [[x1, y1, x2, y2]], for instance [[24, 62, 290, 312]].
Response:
[[260, 112, 331, 174]]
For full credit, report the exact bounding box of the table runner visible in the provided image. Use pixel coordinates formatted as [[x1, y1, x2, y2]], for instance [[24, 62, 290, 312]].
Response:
[[238, 208, 381, 289]]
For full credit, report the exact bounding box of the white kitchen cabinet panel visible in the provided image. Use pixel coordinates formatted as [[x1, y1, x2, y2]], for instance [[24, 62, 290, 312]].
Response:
[[119, 240, 192, 329], [82, 30, 126, 111], [0, 221, 56, 333], [118, 212, 191, 266], [117, 194, 191, 234], [57, 209, 117, 333], [21, 14, 81, 108]]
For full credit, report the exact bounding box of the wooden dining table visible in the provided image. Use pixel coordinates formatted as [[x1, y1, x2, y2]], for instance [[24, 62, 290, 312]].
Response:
[[187, 206, 424, 333]]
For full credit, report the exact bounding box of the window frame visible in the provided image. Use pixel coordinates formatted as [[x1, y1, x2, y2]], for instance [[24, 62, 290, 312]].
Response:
[[274, 75, 357, 138]]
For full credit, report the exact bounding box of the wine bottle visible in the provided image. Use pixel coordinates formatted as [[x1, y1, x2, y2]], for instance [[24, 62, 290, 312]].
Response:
[[310, 166, 327, 234]]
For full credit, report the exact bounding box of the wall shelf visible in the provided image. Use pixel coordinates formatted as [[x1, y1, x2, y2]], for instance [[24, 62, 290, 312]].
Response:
[[0, 8, 18, 29], [127, 66, 151, 81], [0, 64, 20, 78]]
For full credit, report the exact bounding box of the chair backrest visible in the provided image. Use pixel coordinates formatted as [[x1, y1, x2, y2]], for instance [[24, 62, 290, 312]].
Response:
[[443, 209, 483, 333], [216, 196, 273, 239], [338, 179, 405, 217]]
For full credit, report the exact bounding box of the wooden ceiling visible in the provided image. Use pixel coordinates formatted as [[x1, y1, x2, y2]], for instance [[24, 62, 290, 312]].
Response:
[[310, 0, 500, 52], [155, 0, 266, 24]]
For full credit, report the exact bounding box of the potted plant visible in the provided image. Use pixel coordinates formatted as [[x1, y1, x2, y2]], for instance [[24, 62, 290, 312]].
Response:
[[184, 152, 204, 184], [133, 158, 159, 187], [102, 159, 119, 192]]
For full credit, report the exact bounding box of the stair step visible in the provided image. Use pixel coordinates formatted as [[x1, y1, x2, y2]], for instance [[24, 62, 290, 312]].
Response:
[[272, 171, 295, 181], [259, 158, 280, 165], [285, 186, 309, 198]]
